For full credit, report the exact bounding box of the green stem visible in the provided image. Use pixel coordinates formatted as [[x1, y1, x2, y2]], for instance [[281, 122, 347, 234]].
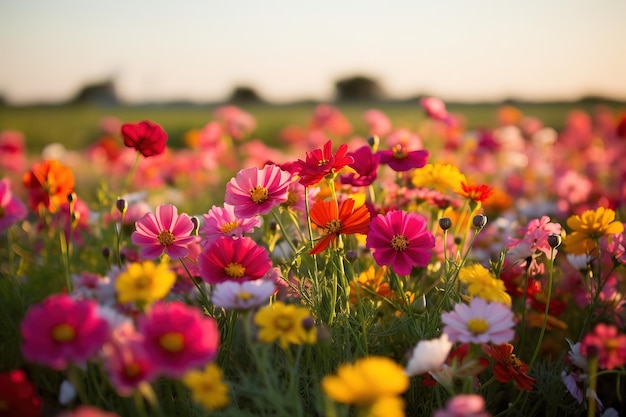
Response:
[[179, 258, 211, 312], [529, 246, 556, 368], [271, 208, 298, 254]]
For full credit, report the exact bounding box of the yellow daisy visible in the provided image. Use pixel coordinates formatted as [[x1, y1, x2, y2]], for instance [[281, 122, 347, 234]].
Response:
[[254, 302, 316, 349], [412, 163, 466, 194], [182, 363, 229, 411], [115, 260, 176, 306], [459, 263, 512, 306], [564, 207, 624, 255]]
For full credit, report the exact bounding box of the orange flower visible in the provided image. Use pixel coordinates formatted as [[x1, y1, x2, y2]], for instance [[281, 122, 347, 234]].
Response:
[[349, 265, 392, 303], [309, 198, 370, 255], [22, 160, 75, 213], [458, 182, 494, 203]]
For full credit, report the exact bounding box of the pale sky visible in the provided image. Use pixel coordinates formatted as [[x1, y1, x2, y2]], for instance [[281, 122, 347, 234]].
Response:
[[1, 0, 625, 104]]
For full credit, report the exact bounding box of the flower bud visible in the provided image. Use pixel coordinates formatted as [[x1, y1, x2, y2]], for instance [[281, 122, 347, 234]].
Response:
[[472, 214, 488, 229], [116, 198, 128, 215], [548, 233, 562, 249], [302, 316, 315, 331], [345, 250, 358, 263], [101, 247, 110, 259], [190, 216, 200, 234], [67, 192, 77, 204], [367, 135, 380, 149], [438, 217, 452, 231]]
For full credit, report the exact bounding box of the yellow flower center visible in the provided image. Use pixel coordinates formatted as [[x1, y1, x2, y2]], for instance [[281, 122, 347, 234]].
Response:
[[0, 206, 5, 218], [124, 362, 142, 378], [225, 262, 246, 278], [52, 323, 76, 343], [325, 219, 342, 234], [390, 234, 409, 251], [160, 332, 185, 353], [467, 318, 490, 335], [249, 186, 269, 204], [392, 144, 408, 159], [220, 221, 239, 234], [274, 315, 295, 331], [284, 190, 298, 207], [317, 158, 329, 167], [510, 354, 523, 370], [157, 230, 175, 246], [134, 274, 152, 290], [237, 291, 253, 300]]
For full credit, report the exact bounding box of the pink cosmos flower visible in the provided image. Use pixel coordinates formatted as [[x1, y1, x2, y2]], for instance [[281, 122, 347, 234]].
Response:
[[200, 203, 261, 249], [20, 294, 110, 370], [432, 394, 491, 417], [580, 323, 626, 370], [340, 145, 380, 187], [131, 204, 196, 260], [309, 104, 352, 137], [366, 210, 435, 276], [282, 181, 319, 214], [378, 143, 429, 172], [139, 301, 219, 377], [59, 406, 120, 417], [364, 109, 391, 137], [214, 105, 256, 140], [420, 97, 450, 122], [0, 130, 26, 173], [199, 236, 272, 284], [441, 298, 515, 345], [0, 178, 27, 233], [294, 140, 354, 187], [211, 279, 277, 310], [225, 165, 293, 218]]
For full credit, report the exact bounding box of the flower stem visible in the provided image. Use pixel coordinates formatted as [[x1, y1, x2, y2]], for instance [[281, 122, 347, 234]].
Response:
[[529, 246, 556, 368]]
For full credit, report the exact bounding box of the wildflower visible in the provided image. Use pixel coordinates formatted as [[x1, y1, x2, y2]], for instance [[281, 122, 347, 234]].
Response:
[[378, 140, 429, 172], [412, 163, 466, 194], [211, 279, 276, 311], [131, 204, 196, 260], [405, 334, 453, 377], [340, 145, 380, 187], [0, 178, 27, 233], [115, 260, 176, 306], [427, 343, 489, 390], [200, 203, 261, 248], [420, 96, 450, 122], [22, 159, 75, 213], [441, 298, 515, 345], [214, 105, 256, 140], [309, 198, 370, 255], [0, 369, 42, 417], [254, 301, 316, 349], [432, 394, 491, 417], [139, 301, 219, 377], [580, 323, 626, 370], [282, 181, 318, 213], [58, 406, 120, 417], [224, 164, 292, 218], [564, 207, 624, 255], [366, 210, 435, 276], [182, 363, 230, 411], [349, 265, 393, 303], [20, 294, 110, 370], [482, 343, 535, 391], [458, 182, 494, 204], [0, 130, 26, 173], [309, 105, 352, 137], [198, 236, 272, 284], [295, 140, 353, 187], [364, 109, 391, 137], [121, 120, 168, 157], [459, 264, 512, 306], [322, 356, 408, 416]]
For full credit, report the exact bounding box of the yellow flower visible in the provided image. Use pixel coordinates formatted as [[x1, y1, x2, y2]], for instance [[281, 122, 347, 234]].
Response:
[[459, 263, 512, 306], [115, 261, 176, 306], [564, 207, 624, 255], [254, 301, 316, 349], [182, 363, 229, 411], [321, 356, 408, 406], [411, 163, 466, 194], [350, 265, 392, 303], [361, 396, 406, 417]]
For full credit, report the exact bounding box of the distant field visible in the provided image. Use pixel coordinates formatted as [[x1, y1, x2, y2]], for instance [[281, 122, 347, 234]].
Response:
[[1, 101, 624, 152]]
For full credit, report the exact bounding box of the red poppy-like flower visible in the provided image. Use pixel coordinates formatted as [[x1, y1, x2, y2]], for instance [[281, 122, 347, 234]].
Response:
[[482, 343, 536, 391], [121, 120, 168, 157], [22, 160, 75, 214], [458, 182, 494, 203], [309, 198, 370, 255], [295, 140, 353, 187], [0, 369, 42, 417]]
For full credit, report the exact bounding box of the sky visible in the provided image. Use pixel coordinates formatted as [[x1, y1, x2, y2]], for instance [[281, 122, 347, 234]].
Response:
[[1, 0, 625, 104]]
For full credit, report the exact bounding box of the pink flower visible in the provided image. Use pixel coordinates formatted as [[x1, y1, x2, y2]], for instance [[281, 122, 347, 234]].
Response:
[[131, 204, 196, 260], [224, 165, 292, 218], [0, 130, 26, 173], [200, 204, 261, 248], [340, 145, 380, 187], [441, 298, 515, 345], [198, 236, 272, 284], [364, 109, 391, 137], [432, 394, 491, 417], [309, 104, 352, 137], [121, 120, 168, 157], [420, 97, 450, 122], [0, 178, 27, 233], [59, 406, 120, 417], [20, 294, 110, 370], [214, 105, 256, 140], [139, 301, 219, 377], [581, 323, 626, 370], [366, 210, 435, 276]]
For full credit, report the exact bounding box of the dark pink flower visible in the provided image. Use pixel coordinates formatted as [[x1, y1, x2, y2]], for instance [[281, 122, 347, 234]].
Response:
[[0, 178, 27, 233], [121, 120, 168, 157], [581, 323, 626, 370], [0, 369, 42, 417], [366, 210, 435, 275], [198, 236, 272, 284], [432, 394, 491, 417], [139, 301, 219, 377], [378, 144, 428, 172], [131, 204, 196, 260], [20, 294, 110, 370], [295, 140, 353, 187], [225, 165, 292, 218], [340, 145, 380, 187]]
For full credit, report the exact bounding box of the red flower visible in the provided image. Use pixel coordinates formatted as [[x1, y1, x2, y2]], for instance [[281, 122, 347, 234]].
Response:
[[295, 140, 353, 187], [309, 198, 370, 255], [121, 120, 168, 157], [482, 343, 536, 391], [459, 182, 494, 203], [0, 369, 42, 417], [22, 160, 75, 214]]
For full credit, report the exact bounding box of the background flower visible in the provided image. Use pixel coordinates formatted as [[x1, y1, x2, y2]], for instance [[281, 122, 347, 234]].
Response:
[[121, 120, 168, 157]]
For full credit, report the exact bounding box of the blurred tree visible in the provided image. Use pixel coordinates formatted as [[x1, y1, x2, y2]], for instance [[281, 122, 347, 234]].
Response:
[[335, 75, 383, 101], [229, 86, 264, 103], [70, 79, 119, 106]]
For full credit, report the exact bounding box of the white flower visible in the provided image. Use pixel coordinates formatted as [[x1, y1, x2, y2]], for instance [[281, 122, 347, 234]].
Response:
[[211, 279, 276, 310], [59, 379, 76, 405], [566, 253, 591, 271], [404, 333, 453, 376]]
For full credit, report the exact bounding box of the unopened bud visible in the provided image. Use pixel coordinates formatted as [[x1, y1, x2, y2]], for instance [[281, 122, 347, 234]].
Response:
[[67, 192, 77, 204], [472, 214, 488, 229], [101, 247, 110, 259], [548, 233, 562, 249], [190, 216, 200, 234], [345, 250, 358, 263], [116, 198, 128, 215], [367, 135, 380, 149], [439, 217, 452, 231], [302, 316, 315, 331]]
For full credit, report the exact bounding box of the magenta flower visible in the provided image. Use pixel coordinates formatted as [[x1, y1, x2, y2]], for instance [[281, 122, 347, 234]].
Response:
[[366, 210, 435, 276], [138, 301, 219, 378], [0, 130, 26, 173], [441, 298, 515, 345], [378, 144, 429, 172], [340, 145, 380, 187], [198, 236, 272, 284], [0, 178, 27, 233], [131, 204, 196, 260], [224, 165, 293, 218], [200, 203, 261, 249], [20, 294, 110, 370], [581, 323, 626, 370]]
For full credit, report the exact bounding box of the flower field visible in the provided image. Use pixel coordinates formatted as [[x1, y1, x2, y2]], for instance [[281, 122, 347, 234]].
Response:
[[1, 100, 625, 417]]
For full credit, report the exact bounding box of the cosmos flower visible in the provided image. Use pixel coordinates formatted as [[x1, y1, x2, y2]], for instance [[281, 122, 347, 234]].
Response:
[[121, 120, 168, 157], [340, 145, 380, 187], [295, 140, 353, 187], [580, 323, 626, 370], [22, 159, 75, 214], [364, 109, 392, 137], [115, 260, 176, 307], [482, 343, 535, 391], [198, 236, 272, 284], [0, 130, 26, 173], [182, 363, 230, 411], [138, 301, 219, 377], [200, 203, 261, 248], [131, 204, 196, 260], [378, 144, 429, 172], [404, 333, 453, 377], [224, 164, 292, 218], [411, 163, 466, 194], [211, 279, 276, 311], [0, 178, 27, 233], [20, 294, 110, 370], [254, 301, 316, 349], [214, 105, 256, 140], [564, 207, 624, 255], [309, 198, 370, 255], [366, 210, 435, 276], [441, 298, 515, 345], [420, 96, 450, 122], [432, 394, 491, 417], [459, 263, 512, 306]]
